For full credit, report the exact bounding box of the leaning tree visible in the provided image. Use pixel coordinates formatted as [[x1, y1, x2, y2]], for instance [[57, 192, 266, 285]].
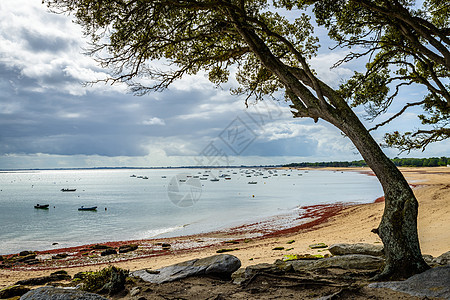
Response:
[[44, 0, 433, 279]]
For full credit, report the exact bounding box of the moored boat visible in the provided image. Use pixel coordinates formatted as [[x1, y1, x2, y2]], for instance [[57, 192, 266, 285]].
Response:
[[34, 204, 49, 209], [78, 206, 97, 211], [61, 188, 76, 192]]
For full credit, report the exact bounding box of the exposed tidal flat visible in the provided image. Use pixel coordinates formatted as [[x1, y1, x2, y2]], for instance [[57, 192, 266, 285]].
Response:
[[0, 168, 383, 255]]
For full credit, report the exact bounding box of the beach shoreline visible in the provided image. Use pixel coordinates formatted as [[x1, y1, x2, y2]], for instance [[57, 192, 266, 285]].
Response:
[[1, 166, 449, 289]]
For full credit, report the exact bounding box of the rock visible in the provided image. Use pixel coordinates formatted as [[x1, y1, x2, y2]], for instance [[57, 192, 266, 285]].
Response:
[[20, 286, 108, 300], [328, 243, 384, 257], [52, 253, 68, 259], [19, 251, 33, 257], [132, 254, 241, 284], [0, 285, 30, 298], [290, 254, 384, 271], [422, 254, 437, 266], [369, 265, 450, 299], [16, 254, 37, 263], [244, 263, 283, 277], [90, 244, 111, 250], [231, 263, 285, 285], [309, 243, 327, 249], [274, 260, 294, 272], [130, 287, 141, 297], [231, 268, 246, 285], [216, 248, 238, 253], [16, 270, 71, 285], [100, 248, 117, 256], [434, 250, 450, 265], [118, 244, 138, 253]]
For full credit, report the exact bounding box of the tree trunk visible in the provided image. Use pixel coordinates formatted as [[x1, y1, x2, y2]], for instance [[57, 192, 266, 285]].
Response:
[[329, 108, 430, 280]]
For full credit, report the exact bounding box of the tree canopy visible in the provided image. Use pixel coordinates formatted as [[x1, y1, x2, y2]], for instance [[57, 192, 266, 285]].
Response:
[[310, 0, 449, 152]]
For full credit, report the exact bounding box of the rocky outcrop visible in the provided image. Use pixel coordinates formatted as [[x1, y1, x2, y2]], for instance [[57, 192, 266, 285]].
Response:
[[0, 285, 30, 299], [232, 263, 284, 284], [118, 244, 138, 253], [328, 243, 384, 257], [289, 254, 384, 271], [133, 254, 241, 284], [100, 248, 117, 256], [233, 254, 384, 285], [369, 265, 450, 299], [1, 252, 40, 268], [16, 270, 71, 286], [20, 287, 108, 300]]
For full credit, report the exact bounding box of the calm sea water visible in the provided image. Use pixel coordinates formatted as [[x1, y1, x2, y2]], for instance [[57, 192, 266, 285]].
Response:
[[0, 168, 382, 254]]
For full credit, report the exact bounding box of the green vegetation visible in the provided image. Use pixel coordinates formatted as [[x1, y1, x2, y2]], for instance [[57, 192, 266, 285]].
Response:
[[81, 266, 128, 295], [284, 157, 449, 168], [272, 247, 285, 250]]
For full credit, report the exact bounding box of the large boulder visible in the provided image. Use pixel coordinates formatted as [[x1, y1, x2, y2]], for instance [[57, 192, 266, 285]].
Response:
[[20, 287, 108, 300], [132, 254, 241, 284], [290, 254, 384, 271], [328, 243, 384, 257], [369, 265, 450, 299]]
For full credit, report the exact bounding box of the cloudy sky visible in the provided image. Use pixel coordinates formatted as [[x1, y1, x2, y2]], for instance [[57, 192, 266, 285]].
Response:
[[0, 0, 448, 169]]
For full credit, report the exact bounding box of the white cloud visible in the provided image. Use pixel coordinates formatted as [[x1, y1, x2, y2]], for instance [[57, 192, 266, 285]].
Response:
[[142, 117, 165, 126], [310, 51, 354, 88]]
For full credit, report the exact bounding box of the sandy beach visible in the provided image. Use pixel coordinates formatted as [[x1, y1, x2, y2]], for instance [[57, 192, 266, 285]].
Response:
[[1, 167, 449, 289]]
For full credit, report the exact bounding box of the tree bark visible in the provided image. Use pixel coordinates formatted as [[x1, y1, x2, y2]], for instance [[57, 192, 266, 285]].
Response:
[[327, 107, 430, 280]]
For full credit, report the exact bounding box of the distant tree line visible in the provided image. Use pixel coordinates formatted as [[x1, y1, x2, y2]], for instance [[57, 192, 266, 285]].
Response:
[[284, 157, 449, 168]]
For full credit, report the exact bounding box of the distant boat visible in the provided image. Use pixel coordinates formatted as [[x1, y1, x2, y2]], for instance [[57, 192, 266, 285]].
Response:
[[161, 176, 167, 178], [210, 178, 219, 182], [130, 175, 136, 177], [34, 204, 49, 209], [61, 188, 76, 192], [78, 206, 97, 211], [224, 177, 231, 180], [248, 181, 257, 184], [142, 176, 149, 179]]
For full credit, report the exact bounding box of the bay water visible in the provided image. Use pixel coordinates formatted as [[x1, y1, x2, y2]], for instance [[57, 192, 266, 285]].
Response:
[[0, 168, 382, 255]]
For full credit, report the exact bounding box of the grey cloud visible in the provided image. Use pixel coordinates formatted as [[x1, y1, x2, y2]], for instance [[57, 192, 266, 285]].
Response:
[[20, 28, 76, 53]]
